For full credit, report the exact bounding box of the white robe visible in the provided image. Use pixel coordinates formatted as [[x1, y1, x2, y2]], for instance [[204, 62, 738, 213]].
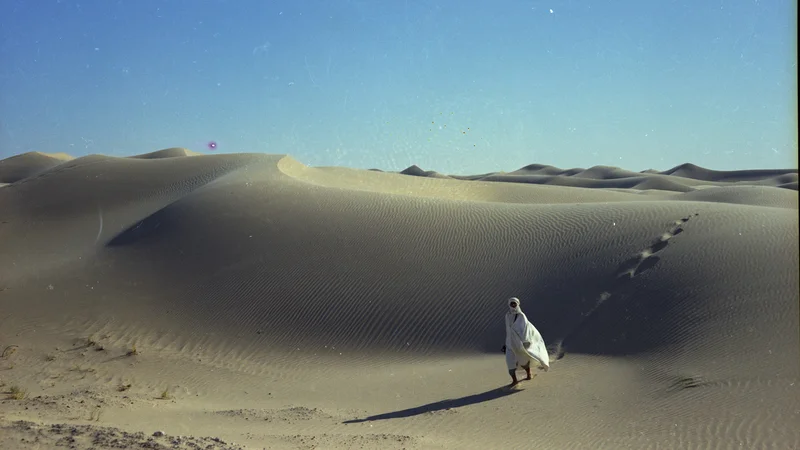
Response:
[[504, 300, 550, 372]]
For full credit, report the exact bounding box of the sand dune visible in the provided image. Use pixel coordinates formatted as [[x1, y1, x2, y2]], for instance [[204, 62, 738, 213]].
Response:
[[129, 147, 203, 159], [0, 151, 74, 184], [1, 149, 798, 449], [396, 162, 799, 193]]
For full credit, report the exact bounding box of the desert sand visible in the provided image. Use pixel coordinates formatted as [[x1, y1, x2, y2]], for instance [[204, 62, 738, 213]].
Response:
[[0, 148, 798, 449]]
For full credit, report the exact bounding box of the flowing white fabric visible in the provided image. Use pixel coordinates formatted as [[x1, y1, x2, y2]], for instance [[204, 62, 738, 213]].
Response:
[[504, 297, 550, 372]]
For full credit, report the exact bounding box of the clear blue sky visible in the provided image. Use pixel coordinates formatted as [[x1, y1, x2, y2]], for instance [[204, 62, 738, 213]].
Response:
[[0, 0, 796, 173]]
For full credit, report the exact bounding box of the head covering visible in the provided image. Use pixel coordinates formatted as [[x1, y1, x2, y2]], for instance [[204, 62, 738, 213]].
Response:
[[507, 297, 523, 315]]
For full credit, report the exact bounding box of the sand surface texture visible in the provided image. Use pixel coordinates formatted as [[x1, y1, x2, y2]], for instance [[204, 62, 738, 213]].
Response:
[[1, 149, 798, 449]]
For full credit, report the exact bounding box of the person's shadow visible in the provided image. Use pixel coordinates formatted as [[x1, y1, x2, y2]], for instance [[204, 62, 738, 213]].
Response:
[[342, 385, 521, 424]]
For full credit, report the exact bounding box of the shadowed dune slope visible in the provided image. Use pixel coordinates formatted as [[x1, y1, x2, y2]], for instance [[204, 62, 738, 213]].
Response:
[[0, 151, 268, 281]]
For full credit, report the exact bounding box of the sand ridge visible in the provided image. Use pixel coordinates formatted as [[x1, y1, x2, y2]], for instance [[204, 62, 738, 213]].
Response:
[[0, 149, 797, 449], [0, 151, 75, 184], [393, 161, 798, 192]]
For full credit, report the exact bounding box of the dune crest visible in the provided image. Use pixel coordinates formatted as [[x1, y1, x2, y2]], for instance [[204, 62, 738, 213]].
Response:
[[128, 147, 203, 159]]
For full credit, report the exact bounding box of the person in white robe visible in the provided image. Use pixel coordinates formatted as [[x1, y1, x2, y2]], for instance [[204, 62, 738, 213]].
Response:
[[501, 297, 550, 386]]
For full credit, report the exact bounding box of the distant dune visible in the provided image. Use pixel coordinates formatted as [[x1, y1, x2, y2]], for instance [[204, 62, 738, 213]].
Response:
[[0, 151, 74, 183], [128, 147, 203, 159], [0, 149, 797, 450], [393, 162, 798, 192]]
